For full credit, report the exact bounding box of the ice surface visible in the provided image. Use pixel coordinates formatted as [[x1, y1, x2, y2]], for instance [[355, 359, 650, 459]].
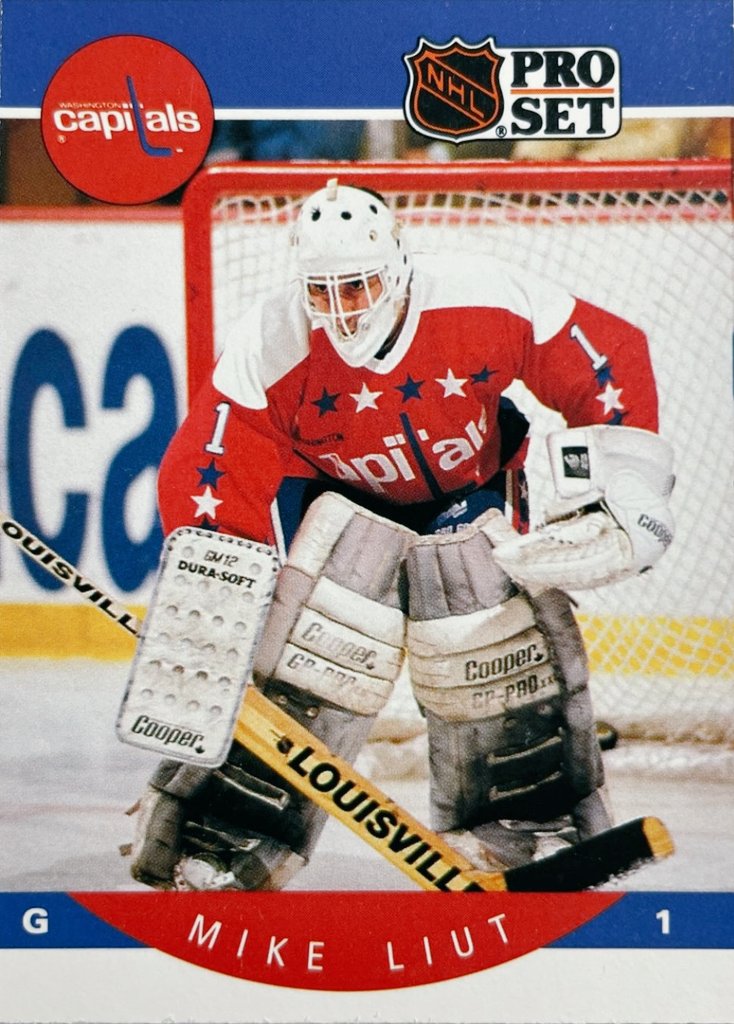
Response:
[[1, 659, 731, 892]]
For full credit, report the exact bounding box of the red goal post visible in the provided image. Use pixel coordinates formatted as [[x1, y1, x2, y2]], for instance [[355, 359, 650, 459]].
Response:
[[182, 160, 733, 753]]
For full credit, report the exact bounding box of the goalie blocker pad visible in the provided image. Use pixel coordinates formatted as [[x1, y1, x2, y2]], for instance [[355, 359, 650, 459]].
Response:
[[117, 528, 279, 767]]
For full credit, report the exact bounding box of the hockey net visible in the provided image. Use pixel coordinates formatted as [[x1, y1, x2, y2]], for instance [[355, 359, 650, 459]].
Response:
[[183, 160, 734, 774]]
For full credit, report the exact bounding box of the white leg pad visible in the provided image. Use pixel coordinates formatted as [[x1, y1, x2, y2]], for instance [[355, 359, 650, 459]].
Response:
[[406, 509, 606, 831], [253, 493, 414, 716], [409, 593, 556, 721]]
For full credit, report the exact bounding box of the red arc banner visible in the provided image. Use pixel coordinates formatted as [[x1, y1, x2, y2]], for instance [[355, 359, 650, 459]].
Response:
[[73, 890, 622, 991]]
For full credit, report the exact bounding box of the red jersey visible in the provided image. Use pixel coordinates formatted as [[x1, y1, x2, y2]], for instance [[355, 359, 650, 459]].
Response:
[[159, 252, 658, 543]]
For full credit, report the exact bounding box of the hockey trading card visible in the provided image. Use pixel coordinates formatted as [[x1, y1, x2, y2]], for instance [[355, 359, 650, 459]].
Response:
[[0, 2, 732, 1022]]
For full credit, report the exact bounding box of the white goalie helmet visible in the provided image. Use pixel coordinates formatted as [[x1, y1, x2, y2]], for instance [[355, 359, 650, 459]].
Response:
[[292, 178, 413, 367]]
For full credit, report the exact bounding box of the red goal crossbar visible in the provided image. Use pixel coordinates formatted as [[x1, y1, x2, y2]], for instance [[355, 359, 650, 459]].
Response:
[[182, 159, 731, 409]]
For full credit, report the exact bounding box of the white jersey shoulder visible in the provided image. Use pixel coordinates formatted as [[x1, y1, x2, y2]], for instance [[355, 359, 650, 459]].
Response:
[[413, 251, 575, 345], [212, 284, 309, 409]]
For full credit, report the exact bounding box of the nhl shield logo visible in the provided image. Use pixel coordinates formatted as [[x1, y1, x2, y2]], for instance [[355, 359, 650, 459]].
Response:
[[403, 36, 504, 142]]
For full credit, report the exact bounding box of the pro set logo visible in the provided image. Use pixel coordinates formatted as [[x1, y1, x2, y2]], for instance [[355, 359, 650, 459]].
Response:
[[41, 35, 214, 204], [403, 36, 620, 143]]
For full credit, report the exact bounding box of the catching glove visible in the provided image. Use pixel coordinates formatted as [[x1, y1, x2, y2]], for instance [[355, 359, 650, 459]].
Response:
[[491, 425, 675, 590]]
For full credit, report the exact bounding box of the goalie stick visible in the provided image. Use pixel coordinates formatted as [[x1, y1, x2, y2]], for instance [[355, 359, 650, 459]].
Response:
[[0, 511, 674, 892]]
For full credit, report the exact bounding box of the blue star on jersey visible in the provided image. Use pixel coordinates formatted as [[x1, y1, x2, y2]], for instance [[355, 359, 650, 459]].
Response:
[[471, 365, 498, 384], [396, 375, 425, 402], [312, 387, 340, 416], [196, 458, 225, 489]]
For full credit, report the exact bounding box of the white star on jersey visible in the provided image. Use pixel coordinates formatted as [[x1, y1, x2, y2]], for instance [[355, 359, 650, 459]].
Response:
[[596, 382, 625, 415], [191, 486, 223, 520], [436, 368, 468, 398], [350, 382, 383, 412]]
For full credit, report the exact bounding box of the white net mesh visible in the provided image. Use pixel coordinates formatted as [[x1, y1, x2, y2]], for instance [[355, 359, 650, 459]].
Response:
[[187, 163, 734, 755]]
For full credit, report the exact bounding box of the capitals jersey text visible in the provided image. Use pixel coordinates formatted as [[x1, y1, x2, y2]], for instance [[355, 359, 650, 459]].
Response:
[[159, 253, 658, 543]]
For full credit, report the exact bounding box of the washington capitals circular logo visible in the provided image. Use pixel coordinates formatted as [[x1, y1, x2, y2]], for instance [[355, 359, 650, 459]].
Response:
[[41, 35, 214, 204], [403, 36, 504, 143]]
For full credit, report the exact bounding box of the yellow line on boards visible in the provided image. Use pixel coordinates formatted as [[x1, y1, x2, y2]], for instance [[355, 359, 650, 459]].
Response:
[[0, 605, 733, 675], [0, 603, 143, 659]]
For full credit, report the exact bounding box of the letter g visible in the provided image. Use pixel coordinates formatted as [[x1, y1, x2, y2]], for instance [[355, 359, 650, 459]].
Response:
[[23, 907, 49, 935]]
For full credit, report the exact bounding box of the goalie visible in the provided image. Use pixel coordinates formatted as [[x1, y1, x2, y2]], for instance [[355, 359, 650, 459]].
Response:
[[130, 179, 675, 889]]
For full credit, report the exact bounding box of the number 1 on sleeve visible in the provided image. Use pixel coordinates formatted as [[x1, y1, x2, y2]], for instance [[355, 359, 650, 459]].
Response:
[[205, 401, 231, 455]]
